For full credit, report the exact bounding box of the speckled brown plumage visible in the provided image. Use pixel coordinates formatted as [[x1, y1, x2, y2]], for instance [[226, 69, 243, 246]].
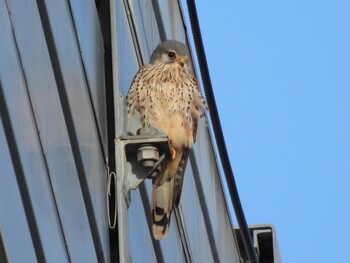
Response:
[[126, 40, 206, 239]]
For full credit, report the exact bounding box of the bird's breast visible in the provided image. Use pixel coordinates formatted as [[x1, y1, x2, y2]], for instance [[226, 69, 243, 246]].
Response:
[[147, 82, 194, 149]]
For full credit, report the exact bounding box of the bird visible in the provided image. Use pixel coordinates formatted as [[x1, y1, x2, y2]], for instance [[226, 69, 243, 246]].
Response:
[[126, 40, 207, 240]]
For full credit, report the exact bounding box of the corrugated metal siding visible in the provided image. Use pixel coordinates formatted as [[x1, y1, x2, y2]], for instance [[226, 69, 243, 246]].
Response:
[[1, 0, 242, 262], [0, 0, 108, 262]]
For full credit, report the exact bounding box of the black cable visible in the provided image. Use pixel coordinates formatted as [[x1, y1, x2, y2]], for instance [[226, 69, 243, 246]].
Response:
[[185, 1, 259, 262]]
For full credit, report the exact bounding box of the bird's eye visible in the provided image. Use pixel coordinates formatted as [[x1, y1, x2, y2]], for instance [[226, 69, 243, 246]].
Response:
[[168, 51, 175, 58]]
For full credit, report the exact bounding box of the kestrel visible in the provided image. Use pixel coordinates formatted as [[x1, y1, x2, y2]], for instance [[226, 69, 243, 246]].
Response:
[[126, 40, 207, 240]]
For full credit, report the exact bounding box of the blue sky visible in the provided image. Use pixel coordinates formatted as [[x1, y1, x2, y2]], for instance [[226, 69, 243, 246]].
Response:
[[196, 1, 350, 262]]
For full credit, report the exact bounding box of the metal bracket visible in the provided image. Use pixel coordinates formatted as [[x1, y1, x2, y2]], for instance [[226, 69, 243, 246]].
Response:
[[115, 127, 172, 206]]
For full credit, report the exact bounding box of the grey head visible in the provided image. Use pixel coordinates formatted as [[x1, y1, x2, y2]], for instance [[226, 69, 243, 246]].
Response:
[[149, 40, 189, 67]]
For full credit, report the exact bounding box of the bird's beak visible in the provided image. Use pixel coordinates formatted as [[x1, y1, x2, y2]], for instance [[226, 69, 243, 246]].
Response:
[[176, 55, 187, 67]]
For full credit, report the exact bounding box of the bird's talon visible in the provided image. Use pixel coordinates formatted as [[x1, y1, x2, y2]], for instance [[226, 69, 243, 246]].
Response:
[[171, 148, 176, 160]]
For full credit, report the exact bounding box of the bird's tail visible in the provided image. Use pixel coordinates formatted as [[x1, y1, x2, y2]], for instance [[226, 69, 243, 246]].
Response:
[[151, 148, 186, 239], [152, 177, 174, 240]]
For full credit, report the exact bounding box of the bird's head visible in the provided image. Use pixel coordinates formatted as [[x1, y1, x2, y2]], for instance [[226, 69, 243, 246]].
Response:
[[150, 40, 189, 67]]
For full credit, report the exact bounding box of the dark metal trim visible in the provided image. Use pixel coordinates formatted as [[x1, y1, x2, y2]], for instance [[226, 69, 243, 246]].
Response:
[[0, 231, 8, 263]]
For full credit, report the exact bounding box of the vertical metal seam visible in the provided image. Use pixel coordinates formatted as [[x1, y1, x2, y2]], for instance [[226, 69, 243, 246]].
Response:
[[2, 1, 72, 261], [174, 209, 193, 263], [34, 0, 105, 261], [109, 1, 122, 262], [0, 81, 46, 263], [189, 151, 220, 263], [138, 183, 165, 263], [150, 0, 167, 42], [123, 0, 144, 65], [169, 0, 176, 38], [66, 0, 107, 164]]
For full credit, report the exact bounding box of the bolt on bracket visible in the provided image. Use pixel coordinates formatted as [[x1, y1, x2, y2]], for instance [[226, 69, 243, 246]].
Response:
[[115, 127, 172, 206]]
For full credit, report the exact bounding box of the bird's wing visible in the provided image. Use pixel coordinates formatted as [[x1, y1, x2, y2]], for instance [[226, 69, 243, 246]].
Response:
[[173, 148, 190, 206]]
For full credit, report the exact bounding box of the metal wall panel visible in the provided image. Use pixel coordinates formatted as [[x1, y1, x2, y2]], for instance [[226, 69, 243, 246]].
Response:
[[0, 119, 37, 263], [4, 0, 106, 261], [0, 2, 69, 261], [178, 162, 215, 263], [1, 0, 243, 261], [128, 187, 158, 263], [193, 122, 241, 263], [157, 0, 187, 42], [39, 0, 109, 260], [69, 0, 108, 157], [0, 0, 109, 262], [115, 0, 139, 96]]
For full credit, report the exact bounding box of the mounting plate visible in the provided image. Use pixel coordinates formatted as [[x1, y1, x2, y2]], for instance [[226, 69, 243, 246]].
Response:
[[115, 127, 172, 206]]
